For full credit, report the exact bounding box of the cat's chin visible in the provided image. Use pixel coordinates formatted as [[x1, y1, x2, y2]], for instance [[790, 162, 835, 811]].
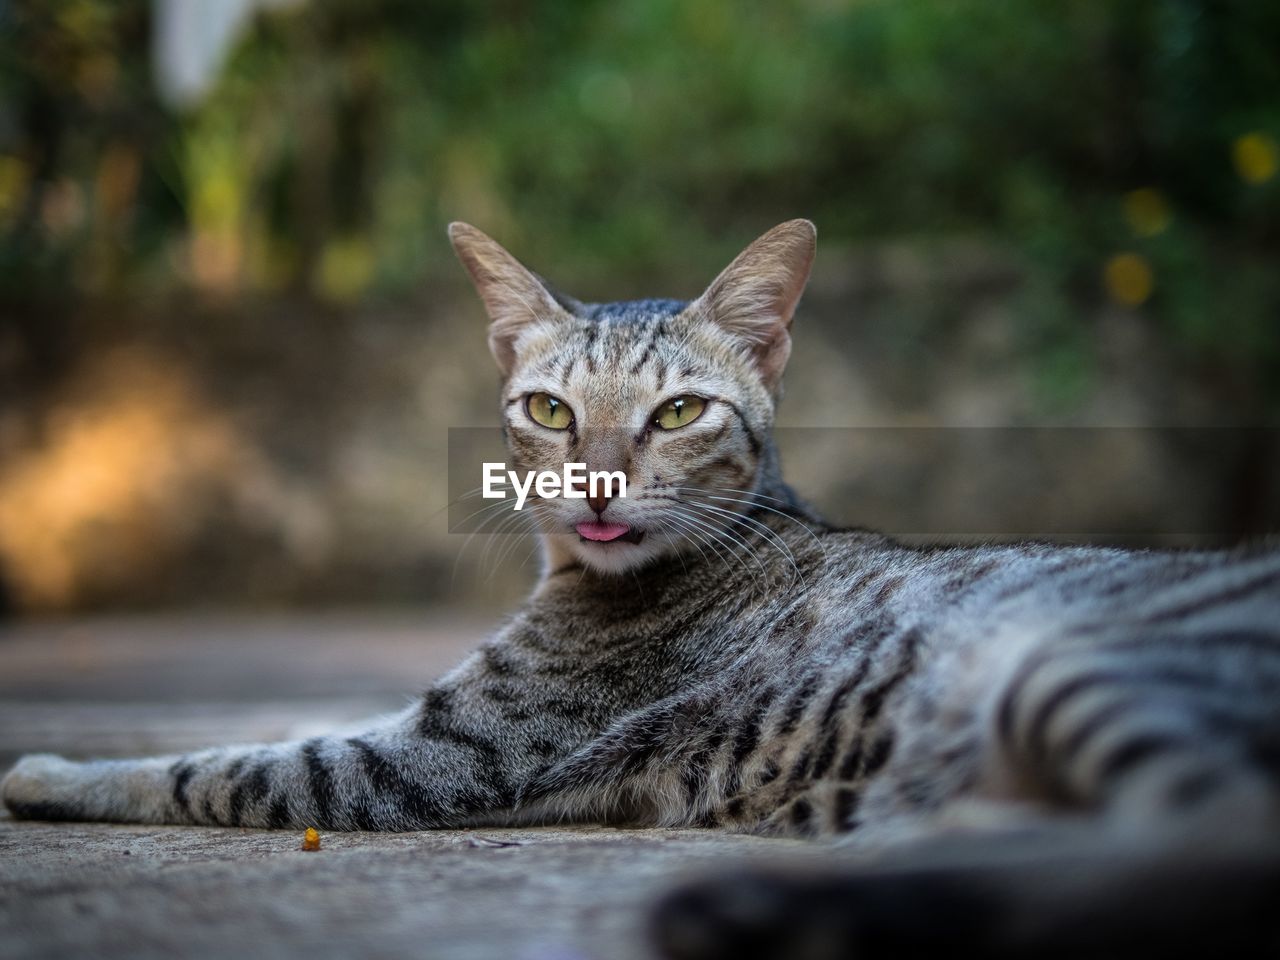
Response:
[[550, 531, 671, 575]]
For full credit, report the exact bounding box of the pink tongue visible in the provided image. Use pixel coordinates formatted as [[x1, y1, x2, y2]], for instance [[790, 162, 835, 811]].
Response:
[[575, 521, 631, 542]]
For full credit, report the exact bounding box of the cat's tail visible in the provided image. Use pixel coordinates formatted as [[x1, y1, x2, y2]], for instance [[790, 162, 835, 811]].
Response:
[[649, 834, 1280, 960]]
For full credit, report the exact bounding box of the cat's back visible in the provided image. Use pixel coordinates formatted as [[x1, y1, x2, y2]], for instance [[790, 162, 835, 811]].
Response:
[[746, 524, 1280, 768], [801, 524, 1280, 649], [687, 523, 1280, 832]]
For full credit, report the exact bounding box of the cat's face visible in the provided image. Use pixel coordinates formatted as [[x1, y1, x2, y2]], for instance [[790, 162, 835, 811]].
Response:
[[450, 220, 815, 574]]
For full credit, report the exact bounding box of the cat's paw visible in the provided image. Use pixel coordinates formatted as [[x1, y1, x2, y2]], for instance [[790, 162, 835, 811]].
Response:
[[1, 754, 83, 820]]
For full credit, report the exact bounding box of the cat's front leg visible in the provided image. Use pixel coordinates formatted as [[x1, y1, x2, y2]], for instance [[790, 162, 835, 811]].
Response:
[[2, 621, 626, 829], [2, 722, 505, 829], [3, 753, 183, 823], [2, 687, 550, 829]]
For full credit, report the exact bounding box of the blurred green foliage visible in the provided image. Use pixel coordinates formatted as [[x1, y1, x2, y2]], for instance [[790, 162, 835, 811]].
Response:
[[1, 0, 1278, 408], [1, 0, 1278, 613]]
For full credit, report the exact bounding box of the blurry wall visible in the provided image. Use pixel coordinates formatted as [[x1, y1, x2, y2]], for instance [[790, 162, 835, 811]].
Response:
[[0, 0, 1277, 615]]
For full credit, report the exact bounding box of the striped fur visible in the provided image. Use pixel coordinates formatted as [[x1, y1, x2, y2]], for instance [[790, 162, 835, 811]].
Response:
[[5, 222, 1279, 877]]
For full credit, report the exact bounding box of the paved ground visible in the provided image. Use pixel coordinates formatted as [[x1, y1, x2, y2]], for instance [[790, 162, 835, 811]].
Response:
[[0, 612, 804, 960]]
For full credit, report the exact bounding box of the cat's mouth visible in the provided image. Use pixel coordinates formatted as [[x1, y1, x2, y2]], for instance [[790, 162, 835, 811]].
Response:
[[575, 521, 645, 545]]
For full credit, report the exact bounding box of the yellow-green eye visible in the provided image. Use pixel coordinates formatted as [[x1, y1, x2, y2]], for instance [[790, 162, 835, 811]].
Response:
[[653, 396, 707, 430], [526, 392, 574, 430]]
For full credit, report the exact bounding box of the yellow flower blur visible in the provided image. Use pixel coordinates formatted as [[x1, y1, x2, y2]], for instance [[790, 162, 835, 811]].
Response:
[[1104, 253, 1154, 307], [1233, 132, 1278, 185], [1122, 188, 1171, 237]]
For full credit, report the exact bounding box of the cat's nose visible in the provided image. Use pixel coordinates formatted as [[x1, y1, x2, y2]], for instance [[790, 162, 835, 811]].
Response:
[[571, 472, 625, 515]]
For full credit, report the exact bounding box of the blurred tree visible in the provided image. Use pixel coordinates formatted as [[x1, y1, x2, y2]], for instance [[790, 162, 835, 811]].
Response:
[[0, 1, 1273, 377]]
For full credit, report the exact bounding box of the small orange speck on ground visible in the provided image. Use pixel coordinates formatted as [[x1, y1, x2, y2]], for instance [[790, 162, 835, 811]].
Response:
[[1233, 132, 1278, 185], [1104, 252, 1154, 307], [301, 827, 321, 851]]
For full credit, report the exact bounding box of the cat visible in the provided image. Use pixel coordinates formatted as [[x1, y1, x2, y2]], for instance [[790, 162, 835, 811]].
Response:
[[4, 220, 1279, 957]]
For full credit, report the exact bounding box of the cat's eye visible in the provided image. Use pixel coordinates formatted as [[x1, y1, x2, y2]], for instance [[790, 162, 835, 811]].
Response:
[[526, 392, 574, 430], [653, 396, 707, 430]]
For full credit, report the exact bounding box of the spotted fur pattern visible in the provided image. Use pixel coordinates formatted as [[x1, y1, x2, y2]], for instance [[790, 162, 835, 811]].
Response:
[[5, 223, 1279, 880]]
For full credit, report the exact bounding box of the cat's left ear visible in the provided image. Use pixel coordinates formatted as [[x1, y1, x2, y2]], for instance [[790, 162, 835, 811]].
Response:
[[693, 219, 816, 391], [448, 222, 567, 376]]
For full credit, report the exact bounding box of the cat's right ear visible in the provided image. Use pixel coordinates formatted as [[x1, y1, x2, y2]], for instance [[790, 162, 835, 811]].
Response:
[[448, 222, 565, 376]]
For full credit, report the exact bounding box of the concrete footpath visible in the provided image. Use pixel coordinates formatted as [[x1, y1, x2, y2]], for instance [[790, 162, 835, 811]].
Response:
[[0, 612, 803, 960]]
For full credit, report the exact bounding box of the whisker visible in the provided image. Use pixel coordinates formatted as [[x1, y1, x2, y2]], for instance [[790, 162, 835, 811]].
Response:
[[641, 492, 773, 579], [515, 535, 543, 576], [682, 499, 807, 587], [677, 501, 799, 587], [669, 505, 767, 580], [698, 484, 797, 506], [678, 485, 816, 524], [490, 509, 540, 576], [450, 499, 526, 592], [659, 522, 691, 578], [406, 485, 496, 535], [629, 568, 647, 604], [658, 514, 716, 572], [667, 509, 773, 598], [677, 504, 774, 578], [452, 496, 519, 532], [663, 510, 734, 571], [674, 487, 828, 558], [481, 507, 538, 580]]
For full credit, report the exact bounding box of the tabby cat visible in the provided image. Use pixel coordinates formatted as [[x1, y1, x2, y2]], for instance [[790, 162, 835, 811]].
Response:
[[4, 221, 1279, 957]]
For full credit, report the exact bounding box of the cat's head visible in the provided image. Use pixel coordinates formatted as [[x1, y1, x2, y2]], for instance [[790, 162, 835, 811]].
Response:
[[449, 220, 815, 574]]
